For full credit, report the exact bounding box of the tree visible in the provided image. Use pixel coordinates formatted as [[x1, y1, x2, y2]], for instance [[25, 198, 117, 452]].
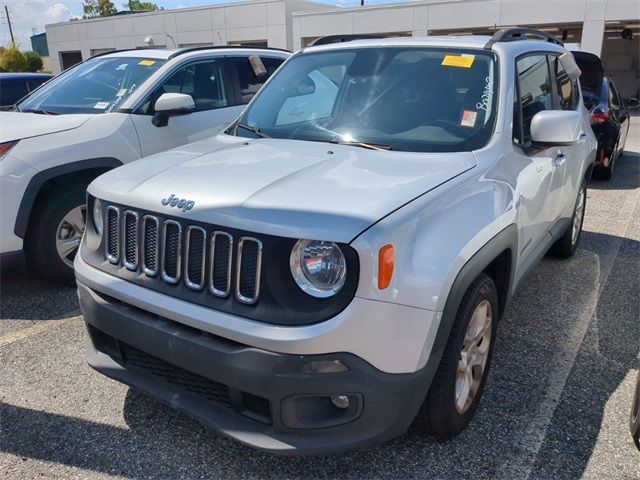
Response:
[[24, 51, 44, 72], [123, 0, 163, 11], [83, 0, 117, 18], [0, 46, 28, 72]]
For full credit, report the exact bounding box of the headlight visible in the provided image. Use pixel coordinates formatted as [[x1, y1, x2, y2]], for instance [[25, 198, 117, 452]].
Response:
[[0, 140, 18, 160], [290, 239, 347, 298], [92, 198, 103, 237]]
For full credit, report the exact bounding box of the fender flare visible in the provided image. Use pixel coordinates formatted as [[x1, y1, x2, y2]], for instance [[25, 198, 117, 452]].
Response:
[[421, 224, 518, 380], [14, 157, 122, 239]]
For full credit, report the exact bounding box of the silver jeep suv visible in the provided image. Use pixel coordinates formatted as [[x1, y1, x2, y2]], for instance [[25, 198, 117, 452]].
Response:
[[76, 29, 597, 454]]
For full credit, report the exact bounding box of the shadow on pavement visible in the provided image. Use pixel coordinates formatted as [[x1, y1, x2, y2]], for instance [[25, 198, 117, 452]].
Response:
[[0, 268, 78, 321]]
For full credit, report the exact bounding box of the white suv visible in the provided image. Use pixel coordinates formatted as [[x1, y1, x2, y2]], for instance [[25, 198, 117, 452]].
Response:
[[76, 30, 597, 453], [0, 47, 288, 281]]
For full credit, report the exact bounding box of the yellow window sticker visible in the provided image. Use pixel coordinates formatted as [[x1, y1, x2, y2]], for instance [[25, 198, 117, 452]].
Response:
[[139, 59, 156, 66], [441, 55, 475, 68]]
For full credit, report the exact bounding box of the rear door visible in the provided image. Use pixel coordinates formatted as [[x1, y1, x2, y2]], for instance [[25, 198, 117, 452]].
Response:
[[130, 56, 237, 157]]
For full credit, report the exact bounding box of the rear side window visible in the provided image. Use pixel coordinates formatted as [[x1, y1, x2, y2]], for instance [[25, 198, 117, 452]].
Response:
[[230, 56, 285, 105], [552, 56, 578, 110], [513, 55, 553, 145], [0, 79, 29, 106]]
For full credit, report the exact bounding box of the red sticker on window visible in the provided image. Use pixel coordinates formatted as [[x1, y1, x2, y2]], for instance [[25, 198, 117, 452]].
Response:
[[460, 110, 478, 128]]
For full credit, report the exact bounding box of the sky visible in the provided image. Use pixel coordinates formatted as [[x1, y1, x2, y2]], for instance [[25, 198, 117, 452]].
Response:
[[0, 0, 406, 51]]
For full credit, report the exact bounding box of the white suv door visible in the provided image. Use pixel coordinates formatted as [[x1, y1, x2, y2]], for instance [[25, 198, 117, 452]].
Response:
[[130, 57, 236, 157], [510, 54, 567, 264]]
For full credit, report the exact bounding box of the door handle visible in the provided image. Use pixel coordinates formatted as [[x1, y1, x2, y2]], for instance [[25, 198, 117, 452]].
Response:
[[553, 151, 566, 167], [579, 131, 587, 139]]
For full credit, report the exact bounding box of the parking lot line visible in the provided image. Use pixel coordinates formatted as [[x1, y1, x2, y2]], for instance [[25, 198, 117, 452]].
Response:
[[0, 316, 80, 349]]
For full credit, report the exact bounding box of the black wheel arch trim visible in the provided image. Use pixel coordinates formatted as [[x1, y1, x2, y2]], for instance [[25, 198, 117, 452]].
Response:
[[423, 224, 518, 382], [14, 157, 122, 239]]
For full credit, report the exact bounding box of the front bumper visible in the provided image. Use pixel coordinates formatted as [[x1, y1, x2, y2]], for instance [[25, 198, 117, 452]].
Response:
[[78, 281, 437, 454]]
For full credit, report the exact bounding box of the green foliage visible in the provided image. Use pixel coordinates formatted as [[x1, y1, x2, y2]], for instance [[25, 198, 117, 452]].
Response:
[[24, 51, 44, 72], [124, 0, 163, 11], [0, 46, 28, 72], [83, 0, 117, 18]]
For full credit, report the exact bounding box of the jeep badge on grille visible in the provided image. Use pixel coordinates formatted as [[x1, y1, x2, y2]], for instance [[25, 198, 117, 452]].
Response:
[[161, 194, 195, 213]]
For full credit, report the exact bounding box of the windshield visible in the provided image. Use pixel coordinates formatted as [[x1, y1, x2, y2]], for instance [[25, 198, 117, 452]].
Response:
[[17, 57, 166, 115], [234, 47, 498, 152]]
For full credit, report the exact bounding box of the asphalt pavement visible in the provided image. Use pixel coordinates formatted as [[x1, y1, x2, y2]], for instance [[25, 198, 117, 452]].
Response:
[[1, 121, 639, 479]]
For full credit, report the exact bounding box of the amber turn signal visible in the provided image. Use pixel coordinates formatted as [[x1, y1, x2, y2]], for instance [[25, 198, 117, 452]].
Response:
[[378, 244, 395, 290]]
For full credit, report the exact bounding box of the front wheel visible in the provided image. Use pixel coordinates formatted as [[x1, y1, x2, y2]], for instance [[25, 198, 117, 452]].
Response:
[[417, 273, 498, 440], [551, 179, 587, 258], [26, 188, 87, 284]]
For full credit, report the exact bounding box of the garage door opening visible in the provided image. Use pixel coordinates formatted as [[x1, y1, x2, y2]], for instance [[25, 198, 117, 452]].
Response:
[[60, 51, 83, 70]]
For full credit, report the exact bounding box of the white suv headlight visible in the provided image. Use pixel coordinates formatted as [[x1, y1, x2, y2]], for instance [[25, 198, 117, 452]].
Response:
[[92, 198, 103, 238], [289, 239, 347, 298]]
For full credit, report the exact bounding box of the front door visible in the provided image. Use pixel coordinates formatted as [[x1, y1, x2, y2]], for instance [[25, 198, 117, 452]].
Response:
[[511, 54, 566, 266], [131, 57, 237, 157]]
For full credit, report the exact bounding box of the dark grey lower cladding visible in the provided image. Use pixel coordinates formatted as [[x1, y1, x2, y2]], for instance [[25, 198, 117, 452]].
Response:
[[77, 281, 439, 454]]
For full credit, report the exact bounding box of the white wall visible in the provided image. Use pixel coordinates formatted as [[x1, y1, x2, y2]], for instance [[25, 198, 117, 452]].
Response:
[[46, 0, 327, 73], [292, 0, 639, 51]]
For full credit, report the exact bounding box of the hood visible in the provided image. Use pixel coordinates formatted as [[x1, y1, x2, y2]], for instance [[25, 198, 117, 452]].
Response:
[[0, 112, 93, 142], [90, 136, 476, 242]]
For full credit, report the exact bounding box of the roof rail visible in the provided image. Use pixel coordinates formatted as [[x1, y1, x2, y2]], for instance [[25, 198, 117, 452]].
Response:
[[169, 45, 290, 59], [90, 48, 138, 59], [484, 28, 564, 50], [308, 34, 388, 47]]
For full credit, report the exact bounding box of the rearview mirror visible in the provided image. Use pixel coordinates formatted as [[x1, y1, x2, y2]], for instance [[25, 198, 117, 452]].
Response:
[[530, 110, 583, 146], [152, 93, 195, 127], [293, 76, 315, 96]]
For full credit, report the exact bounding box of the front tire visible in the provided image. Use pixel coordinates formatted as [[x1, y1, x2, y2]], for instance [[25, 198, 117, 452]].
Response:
[[26, 188, 87, 284], [551, 179, 587, 258], [418, 273, 498, 440]]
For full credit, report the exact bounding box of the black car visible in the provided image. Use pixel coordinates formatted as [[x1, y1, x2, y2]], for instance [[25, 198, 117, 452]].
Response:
[[572, 51, 638, 180], [0, 72, 53, 110]]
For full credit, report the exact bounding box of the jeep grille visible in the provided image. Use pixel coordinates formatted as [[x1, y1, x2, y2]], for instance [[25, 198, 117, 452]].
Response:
[[103, 207, 263, 304]]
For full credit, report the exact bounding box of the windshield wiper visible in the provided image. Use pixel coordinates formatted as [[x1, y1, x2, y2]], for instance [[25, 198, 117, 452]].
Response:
[[331, 139, 391, 151], [21, 108, 60, 115], [236, 123, 270, 138]]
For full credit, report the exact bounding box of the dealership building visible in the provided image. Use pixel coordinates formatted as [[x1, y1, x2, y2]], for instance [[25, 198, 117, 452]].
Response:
[[45, 0, 639, 96]]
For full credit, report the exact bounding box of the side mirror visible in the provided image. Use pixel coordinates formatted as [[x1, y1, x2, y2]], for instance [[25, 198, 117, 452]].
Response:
[[530, 110, 583, 147], [625, 98, 640, 109], [152, 93, 195, 127]]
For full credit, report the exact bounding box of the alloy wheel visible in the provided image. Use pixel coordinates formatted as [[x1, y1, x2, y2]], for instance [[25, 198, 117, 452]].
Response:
[[571, 187, 585, 246], [56, 205, 86, 268], [455, 299, 493, 414]]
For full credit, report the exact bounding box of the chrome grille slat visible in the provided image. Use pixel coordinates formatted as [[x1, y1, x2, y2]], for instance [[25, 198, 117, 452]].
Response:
[[161, 220, 182, 284], [185, 226, 206, 291], [123, 210, 139, 271], [235, 237, 262, 305], [142, 215, 159, 277], [102, 205, 262, 304], [105, 206, 120, 264], [209, 231, 233, 297]]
